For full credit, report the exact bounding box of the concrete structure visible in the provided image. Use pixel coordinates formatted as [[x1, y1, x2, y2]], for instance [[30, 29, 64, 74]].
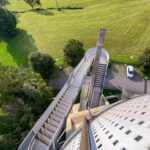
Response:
[[66, 102, 109, 138], [79, 76, 91, 111], [62, 94, 150, 150]]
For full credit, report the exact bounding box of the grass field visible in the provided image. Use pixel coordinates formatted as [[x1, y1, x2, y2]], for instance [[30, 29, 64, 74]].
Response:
[[1, 0, 150, 67]]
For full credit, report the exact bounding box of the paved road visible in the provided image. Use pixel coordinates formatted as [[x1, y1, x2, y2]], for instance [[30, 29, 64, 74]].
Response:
[[50, 76, 150, 94], [50, 77, 68, 89], [104, 76, 150, 94]]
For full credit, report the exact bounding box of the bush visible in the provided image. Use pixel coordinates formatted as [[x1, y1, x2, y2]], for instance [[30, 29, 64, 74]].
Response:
[[139, 66, 146, 73], [0, 65, 53, 150], [108, 59, 113, 68], [138, 47, 150, 72], [29, 52, 55, 79], [0, 8, 17, 35], [63, 39, 85, 67]]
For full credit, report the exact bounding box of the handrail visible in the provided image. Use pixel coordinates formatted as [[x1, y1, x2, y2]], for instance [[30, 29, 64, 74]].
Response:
[[99, 48, 109, 106], [79, 117, 90, 150], [27, 135, 35, 150]]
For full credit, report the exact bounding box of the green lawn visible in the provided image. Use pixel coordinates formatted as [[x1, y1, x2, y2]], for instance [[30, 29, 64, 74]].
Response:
[[1, 0, 150, 67]]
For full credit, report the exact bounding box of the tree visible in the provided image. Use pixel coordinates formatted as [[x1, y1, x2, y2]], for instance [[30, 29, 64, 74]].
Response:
[[55, 0, 60, 11], [29, 52, 55, 79], [24, 0, 41, 9], [0, 65, 53, 150], [0, 8, 17, 35], [0, 0, 9, 9], [63, 39, 85, 67], [138, 47, 150, 72]]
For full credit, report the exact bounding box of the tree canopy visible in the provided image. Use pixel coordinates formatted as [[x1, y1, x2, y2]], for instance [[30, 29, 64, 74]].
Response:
[[0, 7, 17, 35], [24, 0, 41, 8], [29, 52, 55, 79], [138, 47, 150, 72], [63, 39, 85, 67], [0, 65, 53, 150], [0, 0, 9, 8]]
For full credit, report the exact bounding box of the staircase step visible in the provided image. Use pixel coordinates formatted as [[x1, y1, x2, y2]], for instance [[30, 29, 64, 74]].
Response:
[[57, 104, 66, 111], [69, 88, 77, 93], [40, 127, 53, 139], [96, 74, 105, 77], [96, 73, 104, 76], [56, 107, 66, 114], [63, 99, 72, 104], [61, 101, 69, 107], [97, 70, 105, 72], [54, 111, 64, 119], [96, 75, 104, 77], [48, 118, 59, 127], [58, 103, 68, 110], [50, 114, 61, 123], [44, 122, 57, 133], [68, 89, 77, 94], [65, 93, 75, 98], [95, 82, 103, 85], [95, 84, 103, 86], [29, 139, 48, 150], [36, 132, 50, 145], [62, 95, 73, 101], [70, 86, 78, 90]]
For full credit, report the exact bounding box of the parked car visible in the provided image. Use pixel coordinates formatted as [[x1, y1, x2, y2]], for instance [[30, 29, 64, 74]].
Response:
[[127, 65, 134, 78]]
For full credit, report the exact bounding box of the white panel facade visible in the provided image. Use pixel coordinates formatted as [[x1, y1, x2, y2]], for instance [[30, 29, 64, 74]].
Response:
[[91, 95, 150, 150]]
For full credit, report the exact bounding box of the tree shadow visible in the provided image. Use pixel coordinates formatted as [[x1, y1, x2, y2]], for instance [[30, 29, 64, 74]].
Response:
[[49, 66, 73, 89], [107, 64, 118, 78], [131, 70, 143, 81], [14, 13, 21, 23], [11, 6, 83, 15], [50, 6, 84, 10], [0, 29, 38, 67], [33, 9, 54, 16]]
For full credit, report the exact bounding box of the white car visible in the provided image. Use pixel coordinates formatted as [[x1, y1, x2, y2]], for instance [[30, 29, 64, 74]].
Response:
[[127, 65, 134, 78]]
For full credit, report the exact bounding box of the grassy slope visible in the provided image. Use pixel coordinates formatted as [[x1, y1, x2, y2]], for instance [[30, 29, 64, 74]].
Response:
[[1, 0, 150, 67]]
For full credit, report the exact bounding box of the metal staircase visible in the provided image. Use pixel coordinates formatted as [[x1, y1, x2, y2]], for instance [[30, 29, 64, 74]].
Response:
[[91, 64, 107, 108], [29, 86, 79, 150]]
